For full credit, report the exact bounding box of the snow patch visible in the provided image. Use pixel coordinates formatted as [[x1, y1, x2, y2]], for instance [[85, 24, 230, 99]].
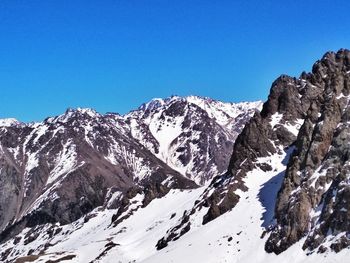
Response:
[[270, 113, 283, 128]]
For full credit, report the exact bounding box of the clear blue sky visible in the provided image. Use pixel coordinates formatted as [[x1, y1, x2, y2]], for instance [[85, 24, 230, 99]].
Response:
[[1, 0, 350, 122]]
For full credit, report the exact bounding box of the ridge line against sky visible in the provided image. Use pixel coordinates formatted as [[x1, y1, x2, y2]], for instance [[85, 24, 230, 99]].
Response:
[[0, 0, 350, 122], [0, 95, 263, 124]]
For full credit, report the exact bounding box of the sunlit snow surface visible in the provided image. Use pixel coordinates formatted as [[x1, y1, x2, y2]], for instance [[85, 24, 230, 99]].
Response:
[[0, 118, 21, 127], [3, 147, 349, 262]]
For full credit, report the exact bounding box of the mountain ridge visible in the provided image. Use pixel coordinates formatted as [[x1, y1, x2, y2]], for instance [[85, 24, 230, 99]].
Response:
[[154, 48, 350, 258], [0, 95, 261, 262], [0, 95, 261, 125], [2, 50, 350, 262]]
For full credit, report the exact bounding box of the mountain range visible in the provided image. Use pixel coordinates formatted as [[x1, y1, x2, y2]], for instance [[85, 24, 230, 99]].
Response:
[[1, 49, 350, 263], [0, 95, 261, 262]]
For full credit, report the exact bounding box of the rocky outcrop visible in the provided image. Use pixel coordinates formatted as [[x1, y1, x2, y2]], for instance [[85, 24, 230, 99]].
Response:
[[219, 49, 350, 254], [265, 49, 350, 254], [197, 49, 350, 254], [155, 49, 350, 254]]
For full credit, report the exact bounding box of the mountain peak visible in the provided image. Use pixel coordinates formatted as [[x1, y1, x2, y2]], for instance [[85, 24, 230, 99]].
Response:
[[124, 95, 261, 185], [49, 107, 101, 123], [322, 48, 350, 61], [65, 107, 99, 116], [137, 96, 183, 112], [138, 98, 167, 112], [0, 118, 22, 127]]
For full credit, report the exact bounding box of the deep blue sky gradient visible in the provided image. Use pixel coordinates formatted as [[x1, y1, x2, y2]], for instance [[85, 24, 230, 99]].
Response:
[[1, 0, 350, 121]]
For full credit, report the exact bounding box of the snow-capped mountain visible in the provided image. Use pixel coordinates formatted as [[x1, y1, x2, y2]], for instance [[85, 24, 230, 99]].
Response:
[[154, 49, 350, 261], [0, 107, 196, 246], [0, 118, 22, 127], [2, 49, 350, 263], [0, 96, 260, 262], [125, 95, 262, 185]]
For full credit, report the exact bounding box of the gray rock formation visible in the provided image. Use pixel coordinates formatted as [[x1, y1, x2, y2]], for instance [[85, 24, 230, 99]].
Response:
[[266, 49, 350, 254], [156, 49, 350, 254]]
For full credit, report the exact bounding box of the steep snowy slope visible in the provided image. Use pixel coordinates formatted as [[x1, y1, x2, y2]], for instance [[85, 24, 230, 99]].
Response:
[[125, 96, 262, 185], [0, 188, 205, 263], [0, 107, 196, 247], [154, 49, 350, 257], [144, 148, 349, 263], [1, 145, 349, 263], [0, 96, 261, 262]]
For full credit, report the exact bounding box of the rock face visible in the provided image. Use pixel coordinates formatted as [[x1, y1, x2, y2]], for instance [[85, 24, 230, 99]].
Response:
[[266, 49, 350, 254]]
